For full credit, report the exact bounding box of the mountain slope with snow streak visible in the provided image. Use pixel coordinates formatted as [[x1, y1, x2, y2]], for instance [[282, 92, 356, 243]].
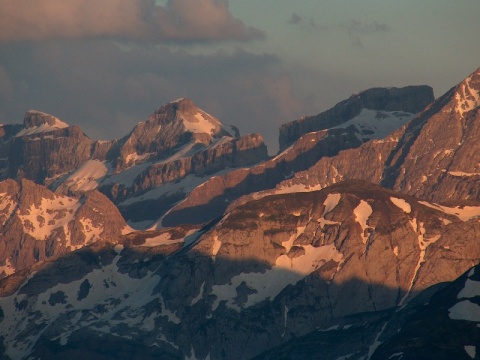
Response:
[[1, 180, 480, 359]]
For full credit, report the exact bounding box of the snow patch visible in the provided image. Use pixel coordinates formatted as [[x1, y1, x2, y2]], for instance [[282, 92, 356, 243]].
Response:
[[400, 220, 441, 306], [455, 73, 480, 116], [393, 246, 399, 257], [449, 300, 480, 322], [324, 193, 341, 214], [15, 116, 69, 137], [141, 232, 183, 247], [332, 108, 415, 142], [79, 218, 103, 245], [211, 244, 343, 310], [449, 171, 480, 177], [275, 183, 322, 195], [61, 160, 109, 192], [212, 236, 222, 260], [465, 345, 476, 359], [19, 195, 81, 241], [458, 278, 480, 299], [282, 226, 306, 253], [0, 258, 15, 276], [0, 254, 163, 359], [418, 201, 480, 222], [390, 197, 411, 213], [353, 200, 372, 244], [191, 282, 205, 306], [124, 152, 154, 166], [180, 110, 221, 135]]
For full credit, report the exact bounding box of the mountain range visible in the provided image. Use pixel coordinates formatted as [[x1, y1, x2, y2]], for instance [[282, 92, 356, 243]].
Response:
[[0, 67, 479, 359]]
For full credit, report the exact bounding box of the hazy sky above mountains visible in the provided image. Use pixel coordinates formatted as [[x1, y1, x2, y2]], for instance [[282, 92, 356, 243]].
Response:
[[0, 0, 479, 153]]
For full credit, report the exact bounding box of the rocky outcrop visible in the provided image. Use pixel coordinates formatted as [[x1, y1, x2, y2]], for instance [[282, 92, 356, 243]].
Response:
[[279, 85, 434, 151], [0, 178, 128, 279], [0, 111, 114, 184], [8, 125, 94, 183], [1, 180, 479, 359]]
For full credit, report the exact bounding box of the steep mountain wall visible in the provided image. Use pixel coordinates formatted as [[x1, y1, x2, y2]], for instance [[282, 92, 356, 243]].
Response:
[[279, 85, 434, 151]]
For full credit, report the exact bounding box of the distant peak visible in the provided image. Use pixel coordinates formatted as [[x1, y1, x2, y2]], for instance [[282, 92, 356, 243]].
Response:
[[168, 97, 197, 111], [150, 98, 234, 137], [454, 68, 480, 115], [23, 110, 69, 129]]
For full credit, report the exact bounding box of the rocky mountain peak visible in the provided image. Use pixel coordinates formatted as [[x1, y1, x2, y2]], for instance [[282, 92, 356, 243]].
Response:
[[111, 98, 240, 171], [148, 97, 235, 138], [453, 67, 480, 115], [23, 110, 69, 129], [279, 85, 434, 150]]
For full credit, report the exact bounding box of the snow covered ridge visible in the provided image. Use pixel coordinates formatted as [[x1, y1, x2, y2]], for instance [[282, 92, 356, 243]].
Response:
[[332, 108, 415, 142], [15, 110, 69, 137], [454, 68, 480, 115]]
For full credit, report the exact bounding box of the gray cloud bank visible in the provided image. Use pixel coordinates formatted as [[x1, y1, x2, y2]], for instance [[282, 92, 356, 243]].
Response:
[[341, 19, 391, 47], [0, 0, 263, 43], [0, 39, 310, 153]]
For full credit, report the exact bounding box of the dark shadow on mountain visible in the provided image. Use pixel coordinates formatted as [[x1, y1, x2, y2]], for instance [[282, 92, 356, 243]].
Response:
[[370, 267, 480, 360], [0, 232, 444, 360]]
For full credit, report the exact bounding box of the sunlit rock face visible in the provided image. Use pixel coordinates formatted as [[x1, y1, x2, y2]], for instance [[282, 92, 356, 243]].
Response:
[[0, 178, 127, 279]]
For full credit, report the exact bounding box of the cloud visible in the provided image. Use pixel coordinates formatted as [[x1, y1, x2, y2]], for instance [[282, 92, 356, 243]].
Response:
[[152, 0, 263, 42], [287, 13, 327, 33], [0, 0, 262, 43], [340, 19, 391, 47], [0, 40, 308, 152]]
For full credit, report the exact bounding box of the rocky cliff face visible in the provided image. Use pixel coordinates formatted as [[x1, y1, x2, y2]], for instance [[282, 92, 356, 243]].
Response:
[[0, 180, 479, 359], [161, 99, 426, 227], [0, 111, 109, 184], [274, 68, 480, 204], [0, 178, 128, 279], [279, 85, 434, 151]]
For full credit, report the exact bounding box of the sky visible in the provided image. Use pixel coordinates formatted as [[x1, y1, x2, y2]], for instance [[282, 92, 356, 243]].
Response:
[[0, 1, 479, 153]]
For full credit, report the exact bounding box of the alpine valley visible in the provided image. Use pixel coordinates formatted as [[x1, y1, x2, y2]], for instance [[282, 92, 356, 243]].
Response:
[[0, 68, 479, 360]]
